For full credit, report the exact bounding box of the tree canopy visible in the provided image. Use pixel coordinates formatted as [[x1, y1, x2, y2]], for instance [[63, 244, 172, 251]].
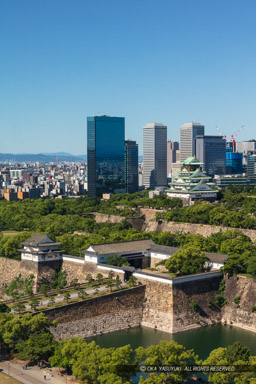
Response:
[[165, 248, 207, 276]]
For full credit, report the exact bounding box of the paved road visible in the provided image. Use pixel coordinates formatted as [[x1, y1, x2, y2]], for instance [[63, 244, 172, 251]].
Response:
[[0, 361, 51, 384], [24, 283, 127, 310]]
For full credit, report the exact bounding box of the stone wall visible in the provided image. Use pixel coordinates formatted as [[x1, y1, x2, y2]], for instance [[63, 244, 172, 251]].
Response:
[[61, 259, 88, 284], [44, 285, 146, 340], [94, 213, 145, 231], [221, 275, 256, 332], [136, 272, 222, 333], [172, 275, 222, 332], [139, 278, 173, 332], [0, 258, 63, 295], [93, 209, 256, 242], [94, 213, 123, 224], [144, 220, 256, 242], [0, 258, 24, 295], [61, 258, 126, 284]]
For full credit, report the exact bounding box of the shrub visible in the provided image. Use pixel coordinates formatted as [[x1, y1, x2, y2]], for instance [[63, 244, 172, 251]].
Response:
[[207, 298, 213, 309], [190, 300, 198, 312], [219, 279, 225, 293], [233, 296, 241, 305], [215, 294, 227, 307]]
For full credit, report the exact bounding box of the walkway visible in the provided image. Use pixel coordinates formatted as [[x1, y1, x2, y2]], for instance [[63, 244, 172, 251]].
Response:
[[0, 361, 47, 384], [0, 361, 72, 384]]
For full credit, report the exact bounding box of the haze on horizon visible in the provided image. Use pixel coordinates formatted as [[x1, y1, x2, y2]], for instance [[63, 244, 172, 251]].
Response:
[[0, 0, 255, 155]]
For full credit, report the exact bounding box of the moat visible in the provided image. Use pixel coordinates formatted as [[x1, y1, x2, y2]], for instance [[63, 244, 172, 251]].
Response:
[[88, 324, 256, 360]]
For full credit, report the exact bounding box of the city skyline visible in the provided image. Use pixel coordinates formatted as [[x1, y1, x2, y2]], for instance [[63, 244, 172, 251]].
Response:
[[1, 0, 256, 154]]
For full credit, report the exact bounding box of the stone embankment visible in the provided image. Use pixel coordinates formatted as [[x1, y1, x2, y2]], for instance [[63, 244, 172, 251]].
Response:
[[136, 271, 222, 333], [0, 258, 32, 296], [94, 209, 256, 242], [44, 285, 146, 340], [144, 220, 256, 242], [93, 212, 145, 231], [221, 275, 256, 332]]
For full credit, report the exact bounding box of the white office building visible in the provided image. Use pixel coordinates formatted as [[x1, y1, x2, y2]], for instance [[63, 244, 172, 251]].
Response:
[[180, 122, 205, 162], [143, 123, 167, 189]]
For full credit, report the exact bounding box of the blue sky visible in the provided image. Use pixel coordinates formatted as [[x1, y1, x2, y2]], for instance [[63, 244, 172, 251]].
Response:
[[0, 0, 255, 155]]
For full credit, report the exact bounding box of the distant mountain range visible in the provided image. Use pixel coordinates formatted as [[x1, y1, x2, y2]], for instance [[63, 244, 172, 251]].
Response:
[[0, 152, 86, 162], [0, 152, 142, 163]]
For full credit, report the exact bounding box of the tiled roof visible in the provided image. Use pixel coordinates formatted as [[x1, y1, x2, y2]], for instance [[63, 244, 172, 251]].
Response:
[[150, 244, 180, 255], [205, 252, 228, 263], [83, 239, 154, 255], [22, 234, 55, 247]]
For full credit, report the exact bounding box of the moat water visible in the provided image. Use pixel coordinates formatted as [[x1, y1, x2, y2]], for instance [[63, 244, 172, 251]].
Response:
[[88, 324, 256, 360]]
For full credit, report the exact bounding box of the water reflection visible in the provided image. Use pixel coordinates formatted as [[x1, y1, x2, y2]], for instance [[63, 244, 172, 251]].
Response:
[[88, 324, 256, 360]]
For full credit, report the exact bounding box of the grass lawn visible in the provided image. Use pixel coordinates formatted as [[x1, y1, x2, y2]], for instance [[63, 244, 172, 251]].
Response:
[[0, 372, 22, 384]]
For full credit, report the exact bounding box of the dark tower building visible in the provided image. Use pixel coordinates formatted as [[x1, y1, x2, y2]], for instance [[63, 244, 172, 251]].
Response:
[[87, 116, 125, 197], [196, 135, 226, 176], [125, 140, 138, 193]]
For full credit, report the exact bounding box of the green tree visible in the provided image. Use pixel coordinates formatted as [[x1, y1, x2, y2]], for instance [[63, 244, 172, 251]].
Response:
[[0, 312, 56, 356], [70, 278, 80, 289], [72, 341, 134, 383], [78, 289, 88, 300], [96, 273, 104, 285], [40, 283, 50, 297], [30, 298, 40, 311], [52, 270, 68, 289], [115, 277, 122, 289], [108, 270, 115, 280], [106, 279, 115, 292], [165, 248, 207, 275], [247, 258, 256, 278], [128, 275, 138, 287], [0, 301, 11, 313], [225, 341, 251, 364], [48, 295, 56, 307], [16, 332, 56, 363], [86, 274, 94, 284], [136, 340, 199, 383], [204, 342, 254, 384], [106, 254, 130, 267], [12, 302, 26, 314], [64, 292, 71, 303]]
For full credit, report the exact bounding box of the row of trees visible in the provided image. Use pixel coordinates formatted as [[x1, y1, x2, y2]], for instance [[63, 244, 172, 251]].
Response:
[[160, 201, 256, 229], [2, 189, 256, 234], [0, 193, 183, 233], [0, 311, 255, 383]]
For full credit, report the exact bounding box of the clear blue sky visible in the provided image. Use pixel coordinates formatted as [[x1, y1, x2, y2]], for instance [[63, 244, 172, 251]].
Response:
[[1, 0, 255, 155]]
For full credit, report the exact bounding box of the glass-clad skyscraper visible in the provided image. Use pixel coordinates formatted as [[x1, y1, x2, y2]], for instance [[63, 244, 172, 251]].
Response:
[[87, 116, 125, 197], [196, 135, 226, 176], [125, 140, 138, 193]]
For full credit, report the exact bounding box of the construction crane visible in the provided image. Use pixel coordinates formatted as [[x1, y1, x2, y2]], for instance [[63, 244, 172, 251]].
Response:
[[216, 126, 226, 140], [216, 125, 244, 147]]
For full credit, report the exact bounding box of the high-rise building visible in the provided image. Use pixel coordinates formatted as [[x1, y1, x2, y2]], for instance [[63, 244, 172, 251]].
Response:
[[167, 140, 179, 177], [87, 115, 125, 197], [248, 153, 256, 176], [124, 140, 138, 193], [236, 140, 256, 166], [226, 147, 243, 174], [143, 123, 167, 189], [195, 135, 226, 176], [180, 122, 205, 162]]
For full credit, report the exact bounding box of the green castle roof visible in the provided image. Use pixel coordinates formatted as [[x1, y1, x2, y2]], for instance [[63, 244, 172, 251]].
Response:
[[181, 156, 204, 166]]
